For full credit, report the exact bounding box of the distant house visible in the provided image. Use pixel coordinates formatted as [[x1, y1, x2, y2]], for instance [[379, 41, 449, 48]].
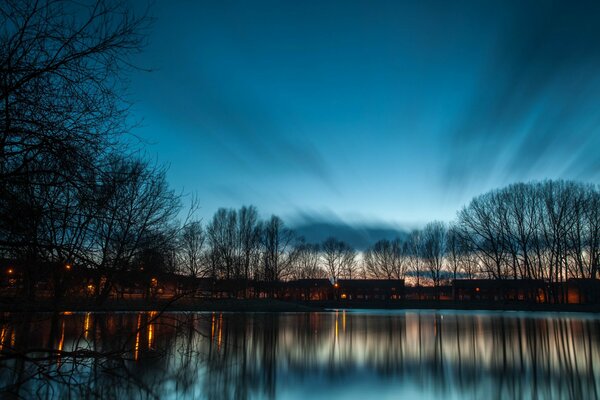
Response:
[[405, 285, 453, 300], [282, 279, 333, 300], [334, 279, 404, 300], [452, 279, 546, 303], [213, 279, 253, 298], [566, 279, 600, 304]]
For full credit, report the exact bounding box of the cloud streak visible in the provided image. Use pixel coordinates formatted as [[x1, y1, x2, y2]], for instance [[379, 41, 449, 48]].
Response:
[[290, 211, 410, 250], [444, 1, 600, 195]]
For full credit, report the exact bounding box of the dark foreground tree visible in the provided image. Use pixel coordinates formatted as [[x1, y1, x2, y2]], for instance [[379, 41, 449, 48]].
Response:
[[0, 0, 154, 301]]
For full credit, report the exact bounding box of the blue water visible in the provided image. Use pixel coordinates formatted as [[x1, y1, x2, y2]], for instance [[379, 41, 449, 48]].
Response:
[[0, 310, 598, 399]]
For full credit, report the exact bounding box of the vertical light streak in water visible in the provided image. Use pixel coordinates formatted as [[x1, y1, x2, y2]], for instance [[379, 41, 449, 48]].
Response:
[[217, 313, 223, 350], [83, 312, 91, 339], [211, 312, 215, 341], [335, 310, 339, 343], [134, 313, 142, 361], [0, 326, 5, 351], [148, 322, 154, 350], [57, 320, 65, 367], [148, 311, 157, 349]]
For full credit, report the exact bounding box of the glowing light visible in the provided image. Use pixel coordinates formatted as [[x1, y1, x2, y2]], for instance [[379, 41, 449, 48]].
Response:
[[148, 323, 154, 349], [217, 313, 223, 350], [475, 287, 480, 292], [134, 313, 142, 361], [211, 313, 215, 340], [6, 268, 13, 274], [335, 312, 339, 340], [148, 311, 157, 349], [334, 283, 339, 288], [340, 293, 347, 299], [57, 321, 65, 366], [65, 264, 72, 271], [84, 312, 91, 338], [58, 322, 65, 352]]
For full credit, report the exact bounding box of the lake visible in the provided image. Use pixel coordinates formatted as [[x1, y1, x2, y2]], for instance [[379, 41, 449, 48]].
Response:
[[0, 310, 598, 399]]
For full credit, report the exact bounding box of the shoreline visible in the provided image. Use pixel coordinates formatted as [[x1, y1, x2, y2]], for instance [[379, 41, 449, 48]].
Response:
[[1, 298, 600, 314]]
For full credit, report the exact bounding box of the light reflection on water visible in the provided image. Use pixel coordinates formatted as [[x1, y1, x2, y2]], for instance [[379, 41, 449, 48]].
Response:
[[0, 310, 599, 399]]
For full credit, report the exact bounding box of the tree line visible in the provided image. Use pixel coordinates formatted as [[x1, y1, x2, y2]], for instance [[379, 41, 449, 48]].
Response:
[[177, 179, 600, 289]]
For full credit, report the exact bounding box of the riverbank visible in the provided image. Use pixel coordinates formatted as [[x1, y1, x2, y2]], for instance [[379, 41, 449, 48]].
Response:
[[1, 297, 600, 313], [0, 298, 322, 313]]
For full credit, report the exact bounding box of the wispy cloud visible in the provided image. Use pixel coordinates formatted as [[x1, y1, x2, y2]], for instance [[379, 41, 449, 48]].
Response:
[[444, 1, 600, 195], [290, 211, 410, 250]]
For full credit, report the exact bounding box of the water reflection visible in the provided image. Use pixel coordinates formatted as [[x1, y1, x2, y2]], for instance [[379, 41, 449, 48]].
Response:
[[0, 310, 599, 399]]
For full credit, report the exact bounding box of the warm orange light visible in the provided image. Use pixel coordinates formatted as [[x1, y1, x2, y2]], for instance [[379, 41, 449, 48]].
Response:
[[134, 313, 142, 361], [148, 323, 154, 349], [0, 327, 5, 351], [334, 283, 339, 288], [475, 287, 480, 292], [84, 312, 91, 338], [217, 313, 223, 350], [340, 293, 347, 299], [211, 313, 215, 340], [335, 313, 339, 339], [65, 264, 72, 271], [6, 268, 13, 274], [57, 321, 65, 366]]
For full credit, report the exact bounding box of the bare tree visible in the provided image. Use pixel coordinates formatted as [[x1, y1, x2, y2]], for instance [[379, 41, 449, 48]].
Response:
[[457, 193, 508, 279], [406, 230, 424, 286], [320, 237, 356, 281], [446, 225, 461, 281], [454, 179, 600, 299], [422, 221, 447, 287], [340, 244, 358, 279], [86, 157, 180, 304], [0, 0, 149, 180], [583, 187, 600, 279], [180, 220, 206, 278], [289, 240, 325, 280], [237, 206, 261, 281], [364, 238, 406, 280], [261, 215, 295, 283], [206, 209, 237, 279], [0, 0, 151, 299]]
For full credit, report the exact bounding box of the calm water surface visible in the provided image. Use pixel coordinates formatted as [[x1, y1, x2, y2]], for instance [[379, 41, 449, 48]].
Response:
[[0, 310, 598, 399]]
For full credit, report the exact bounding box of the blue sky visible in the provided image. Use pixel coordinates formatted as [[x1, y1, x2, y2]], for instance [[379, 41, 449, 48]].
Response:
[[128, 0, 600, 230]]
